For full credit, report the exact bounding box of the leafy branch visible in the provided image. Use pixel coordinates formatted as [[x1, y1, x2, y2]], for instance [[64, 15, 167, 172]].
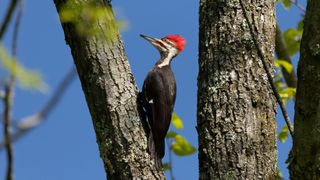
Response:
[[164, 113, 196, 179]]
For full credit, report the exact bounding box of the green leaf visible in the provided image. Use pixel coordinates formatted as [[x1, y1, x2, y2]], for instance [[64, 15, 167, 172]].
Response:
[[171, 113, 184, 129], [166, 131, 178, 139], [275, 59, 294, 74], [283, 28, 302, 56], [278, 125, 288, 143], [274, 77, 286, 92], [281, 0, 292, 9], [162, 163, 170, 171], [279, 87, 296, 104], [171, 135, 196, 156], [0, 45, 48, 92]]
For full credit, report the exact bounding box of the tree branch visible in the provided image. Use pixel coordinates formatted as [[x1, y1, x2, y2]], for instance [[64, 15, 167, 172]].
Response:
[[0, 0, 19, 40], [291, 0, 306, 13], [166, 139, 175, 180], [2, 1, 23, 179], [239, 0, 294, 136], [3, 84, 14, 180], [12, 0, 23, 56], [0, 67, 77, 151]]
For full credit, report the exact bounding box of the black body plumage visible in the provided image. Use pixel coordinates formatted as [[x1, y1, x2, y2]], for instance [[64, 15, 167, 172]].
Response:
[[142, 64, 176, 170]]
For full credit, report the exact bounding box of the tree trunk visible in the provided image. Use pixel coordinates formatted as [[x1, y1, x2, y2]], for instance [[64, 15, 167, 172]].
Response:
[[289, 0, 320, 179], [53, 1, 164, 179], [197, 0, 277, 179]]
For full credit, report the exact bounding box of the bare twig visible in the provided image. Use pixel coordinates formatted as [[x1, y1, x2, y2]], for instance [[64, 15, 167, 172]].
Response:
[[0, 67, 77, 151], [0, 0, 19, 40], [166, 139, 175, 180], [3, 85, 14, 180], [275, 23, 297, 88], [12, 0, 24, 57], [2, 1, 24, 179], [290, 0, 306, 13], [239, 0, 294, 136]]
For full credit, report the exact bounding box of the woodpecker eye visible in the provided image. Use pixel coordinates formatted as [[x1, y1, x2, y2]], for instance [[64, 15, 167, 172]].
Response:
[[162, 38, 177, 49], [157, 40, 166, 49]]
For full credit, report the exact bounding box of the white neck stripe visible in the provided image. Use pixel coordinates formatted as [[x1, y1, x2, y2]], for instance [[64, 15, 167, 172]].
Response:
[[157, 47, 178, 68], [157, 51, 175, 68]]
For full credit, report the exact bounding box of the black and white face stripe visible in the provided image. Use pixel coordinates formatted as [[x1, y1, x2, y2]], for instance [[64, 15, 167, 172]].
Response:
[[161, 38, 179, 52], [151, 38, 178, 54], [157, 38, 178, 56], [156, 39, 179, 68]]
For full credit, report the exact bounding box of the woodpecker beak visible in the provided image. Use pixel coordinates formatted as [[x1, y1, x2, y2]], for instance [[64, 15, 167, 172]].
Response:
[[140, 34, 157, 42], [140, 34, 165, 51]]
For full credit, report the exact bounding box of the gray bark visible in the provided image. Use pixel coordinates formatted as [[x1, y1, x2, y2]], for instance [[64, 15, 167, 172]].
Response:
[[53, 1, 165, 179], [289, 0, 320, 179], [197, 0, 277, 179]]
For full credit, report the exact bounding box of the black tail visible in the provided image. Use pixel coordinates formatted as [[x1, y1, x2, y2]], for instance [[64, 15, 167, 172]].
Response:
[[148, 132, 163, 170], [138, 92, 163, 170]]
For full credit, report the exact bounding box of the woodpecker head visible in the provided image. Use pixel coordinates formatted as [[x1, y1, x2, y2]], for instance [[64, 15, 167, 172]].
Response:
[[140, 34, 186, 57]]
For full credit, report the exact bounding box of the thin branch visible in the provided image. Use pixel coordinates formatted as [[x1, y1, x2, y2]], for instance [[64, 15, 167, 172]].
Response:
[[0, 0, 19, 40], [275, 23, 297, 88], [2, 1, 23, 179], [12, 0, 24, 57], [0, 67, 77, 151], [291, 0, 306, 13], [239, 0, 294, 136], [166, 139, 175, 180], [3, 85, 14, 180]]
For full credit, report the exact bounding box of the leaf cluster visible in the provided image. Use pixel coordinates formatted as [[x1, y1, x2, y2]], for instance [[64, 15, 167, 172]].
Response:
[[166, 113, 196, 156], [163, 113, 196, 172]]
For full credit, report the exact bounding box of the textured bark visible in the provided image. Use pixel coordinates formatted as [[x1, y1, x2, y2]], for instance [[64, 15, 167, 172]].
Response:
[[53, 1, 165, 179], [275, 23, 297, 88], [197, 0, 277, 179], [289, 0, 320, 179]]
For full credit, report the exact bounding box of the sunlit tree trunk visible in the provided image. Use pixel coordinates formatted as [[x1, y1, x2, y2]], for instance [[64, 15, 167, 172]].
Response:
[[53, 1, 164, 179], [289, 0, 320, 179], [197, 0, 277, 179]]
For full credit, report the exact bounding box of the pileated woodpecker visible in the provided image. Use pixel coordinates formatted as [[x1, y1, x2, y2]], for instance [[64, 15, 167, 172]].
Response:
[[140, 34, 186, 170]]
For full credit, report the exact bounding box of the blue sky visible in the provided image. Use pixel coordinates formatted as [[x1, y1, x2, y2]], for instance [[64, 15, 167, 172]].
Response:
[[0, 0, 305, 179]]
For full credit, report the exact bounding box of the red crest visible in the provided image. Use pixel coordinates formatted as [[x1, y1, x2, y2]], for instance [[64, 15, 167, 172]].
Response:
[[164, 34, 186, 52]]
